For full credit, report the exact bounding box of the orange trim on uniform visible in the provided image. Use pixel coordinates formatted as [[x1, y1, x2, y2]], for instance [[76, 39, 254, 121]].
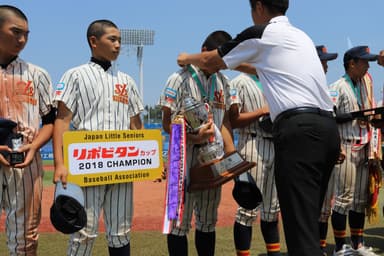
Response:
[[236, 249, 250, 256], [333, 229, 347, 238], [320, 239, 327, 247], [350, 228, 364, 236], [266, 243, 281, 252]]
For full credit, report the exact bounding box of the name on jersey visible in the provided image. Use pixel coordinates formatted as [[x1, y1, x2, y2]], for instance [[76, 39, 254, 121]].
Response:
[[113, 83, 129, 104]]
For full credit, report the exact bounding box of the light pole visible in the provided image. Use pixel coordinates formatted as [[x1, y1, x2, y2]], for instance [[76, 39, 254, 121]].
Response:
[[120, 29, 155, 104]]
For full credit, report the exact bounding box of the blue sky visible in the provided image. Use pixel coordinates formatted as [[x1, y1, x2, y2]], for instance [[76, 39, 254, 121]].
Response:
[[6, 0, 384, 106]]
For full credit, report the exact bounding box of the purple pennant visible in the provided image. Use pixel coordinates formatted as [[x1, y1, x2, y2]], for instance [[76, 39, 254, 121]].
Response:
[[167, 123, 182, 219]]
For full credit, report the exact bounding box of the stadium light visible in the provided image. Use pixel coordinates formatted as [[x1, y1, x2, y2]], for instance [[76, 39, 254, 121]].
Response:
[[120, 29, 155, 104]]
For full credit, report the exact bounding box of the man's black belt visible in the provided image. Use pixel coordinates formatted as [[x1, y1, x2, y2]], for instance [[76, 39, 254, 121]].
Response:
[[274, 107, 334, 124]]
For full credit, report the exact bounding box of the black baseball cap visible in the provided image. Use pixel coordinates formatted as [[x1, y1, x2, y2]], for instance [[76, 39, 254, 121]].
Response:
[[260, 0, 289, 8], [0, 118, 17, 145], [50, 182, 87, 234], [343, 46, 378, 64], [316, 45, 338, 61], [232, 172, 263, 210]]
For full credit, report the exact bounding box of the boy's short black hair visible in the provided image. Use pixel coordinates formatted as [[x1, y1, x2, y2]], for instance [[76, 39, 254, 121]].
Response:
[[86, 19, 118, 48], [0, 5, 28, 26], [202, 30, 232, 51], [249, 0, 288, 15]]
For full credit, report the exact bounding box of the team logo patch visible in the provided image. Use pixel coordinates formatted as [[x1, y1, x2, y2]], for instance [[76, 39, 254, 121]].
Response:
[[329, 90, 338, 97], [13, 79, 37, 105], [165, 87, 177, 99], [165, 87, 177, 103], [230, 88, 237, 100], [329, 90, 339, 104], [55, 82, 65, 96], [113, 83, 129, 104]]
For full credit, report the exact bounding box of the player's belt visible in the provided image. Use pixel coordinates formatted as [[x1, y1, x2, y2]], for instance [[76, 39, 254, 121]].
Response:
[[249, 133, 273, 140], [274, 107, 334, 125], [343, 139, 361, 144]]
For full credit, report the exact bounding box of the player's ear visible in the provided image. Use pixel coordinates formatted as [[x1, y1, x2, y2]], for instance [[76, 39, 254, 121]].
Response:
[[89, 36, 98, 49]]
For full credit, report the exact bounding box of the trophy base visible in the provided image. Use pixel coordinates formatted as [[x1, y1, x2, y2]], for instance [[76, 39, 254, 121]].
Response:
[[188, 151, 256, 192], [9, 152, 24, 165]]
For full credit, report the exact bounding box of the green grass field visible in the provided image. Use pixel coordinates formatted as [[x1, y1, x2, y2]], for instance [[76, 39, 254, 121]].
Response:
[[0, 160, 382, 255], [0, 221, 383, 255]]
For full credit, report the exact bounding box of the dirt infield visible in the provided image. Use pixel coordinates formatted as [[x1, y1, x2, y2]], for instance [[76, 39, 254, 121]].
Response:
[[1, 180, 238, 233]]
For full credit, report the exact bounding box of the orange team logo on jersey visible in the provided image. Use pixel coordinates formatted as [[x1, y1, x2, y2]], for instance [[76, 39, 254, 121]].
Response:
[[214, 90, 224, 103], [13, 79, 37, 105], [113, 83, 129, 104], [213, 89, 225, 109], [0, 75, 34, 118]]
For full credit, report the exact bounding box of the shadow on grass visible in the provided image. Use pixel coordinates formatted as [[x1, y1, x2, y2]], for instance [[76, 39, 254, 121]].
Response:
[[363, 227, 384, 255]]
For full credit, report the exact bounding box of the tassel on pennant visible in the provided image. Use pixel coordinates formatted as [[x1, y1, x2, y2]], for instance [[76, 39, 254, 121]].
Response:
[[366, 160, 382, 224], [162, 115, 186, 234]]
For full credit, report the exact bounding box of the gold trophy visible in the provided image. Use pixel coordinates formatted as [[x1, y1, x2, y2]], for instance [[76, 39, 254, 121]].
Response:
[[182, 96, 256, 191]]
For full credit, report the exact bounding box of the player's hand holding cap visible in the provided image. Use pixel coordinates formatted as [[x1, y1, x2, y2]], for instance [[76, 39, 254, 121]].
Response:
[[50, 182, 87, 234], [232, 172, 263, 210]]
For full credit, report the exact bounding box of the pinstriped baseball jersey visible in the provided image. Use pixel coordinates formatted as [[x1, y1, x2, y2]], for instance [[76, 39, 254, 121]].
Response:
[[158, 64, 230, 235], [0, 58, 53, 131], [229, 73, 271, 137], [329, 73, 377, 214], [54, 61, 143, 255], [55, 62, 143, 130], [229, 74, 279, 224], [329, 75, 371, 145], [0, 57, 54, 255]]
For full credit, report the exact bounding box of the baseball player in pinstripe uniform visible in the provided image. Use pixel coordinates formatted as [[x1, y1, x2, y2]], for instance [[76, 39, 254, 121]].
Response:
[[53, 20, 143, 256], [159, 30, 235, 256], [329, 46, 380, 256], [0, 5, 55, 255], [315, 45, 339, 256], [229, 73, 281, 256]]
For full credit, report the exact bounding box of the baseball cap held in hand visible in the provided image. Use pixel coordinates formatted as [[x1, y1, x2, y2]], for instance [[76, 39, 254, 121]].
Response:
[[50, 182, 87, 234], [0, 118, 17, 145], [232, 172, 262, 210], [0, 118, 17, 158]]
